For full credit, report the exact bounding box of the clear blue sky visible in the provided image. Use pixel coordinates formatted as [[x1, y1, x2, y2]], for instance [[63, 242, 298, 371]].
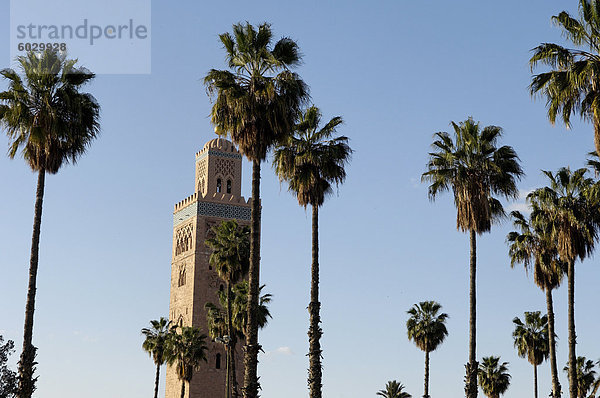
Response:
[[1, 1, 598, 397]]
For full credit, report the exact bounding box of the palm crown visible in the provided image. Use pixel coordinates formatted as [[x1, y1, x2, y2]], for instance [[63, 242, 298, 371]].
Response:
[[406, 301, 449, 353], [527, 168, 599, 264], [0, 49, 100, 173], [507, 210, 566, 291], [376, 380, 412, 398], [512, 311, 549, 366], [165, 326, 208, 383], [141, 318, 172, 366], [478, 356, 511, 398], [273, 105, 352, 207], [204, 22, 308, 162], [529, 0, 600, 157], [564, 356, 598, 398], [205, 220, 250, 285], [422, 117, 523, 234]]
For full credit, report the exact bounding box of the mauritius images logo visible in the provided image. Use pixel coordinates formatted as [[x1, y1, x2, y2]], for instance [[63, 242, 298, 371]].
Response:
[[10, 0, 151, 74]]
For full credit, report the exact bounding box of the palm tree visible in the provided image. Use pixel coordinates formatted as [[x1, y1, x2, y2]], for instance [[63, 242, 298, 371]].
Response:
[[0, 49, 100, 398], [507, 209, 565, 398], [406, 301, 449, 398], [564, 357, 597, 398], [205, 220, 250, 398], [512, 312, 550, 398], [478, 356, 511, 398], [141, 318, 172, 398], [529, 168, 600, 398], [204, 23, 308, 398], [273, 105, 351, 398], [422, 117, 523, 398], [165, 326, 208, 398], [529, 0, 600, 158], [376, 380, 412, 398]]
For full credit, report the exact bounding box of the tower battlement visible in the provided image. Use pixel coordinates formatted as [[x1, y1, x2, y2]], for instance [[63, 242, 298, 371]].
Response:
[[174, 192, 198, 212]]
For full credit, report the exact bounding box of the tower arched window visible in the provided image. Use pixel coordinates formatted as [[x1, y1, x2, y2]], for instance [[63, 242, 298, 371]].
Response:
[[226, 180, 232, 194], [216, 353, 221, 369], [219, 284, 224, 292], [216, 178, 222, 193], [178, 268, 186, 287]]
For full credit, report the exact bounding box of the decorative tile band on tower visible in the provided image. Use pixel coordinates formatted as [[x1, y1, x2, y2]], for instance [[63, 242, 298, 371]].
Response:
[[173, 201, 251, 228]]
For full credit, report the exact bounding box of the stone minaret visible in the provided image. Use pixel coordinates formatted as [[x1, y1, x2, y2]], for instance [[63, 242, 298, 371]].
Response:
[[165, 137, 250, 398]]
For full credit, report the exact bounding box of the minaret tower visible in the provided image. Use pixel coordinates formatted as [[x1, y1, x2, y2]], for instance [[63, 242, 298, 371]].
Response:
[[165, 137, 250, 398]]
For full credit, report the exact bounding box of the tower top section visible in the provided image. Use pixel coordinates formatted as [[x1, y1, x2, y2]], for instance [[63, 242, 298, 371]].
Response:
[[196, 137, 239, 157], [173, 137, 250, 222]]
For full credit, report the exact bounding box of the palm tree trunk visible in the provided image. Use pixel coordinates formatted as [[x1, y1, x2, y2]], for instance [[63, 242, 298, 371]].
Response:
[[231, 339, 239, 398], [154, 363, 160, 398], [589, 379, 600, 398], [594, 120, 600, 159], [243, 160, 261, 398], [308, 205, 322, 398], [180, 380, 185, 398], [226, 345, 230, 398], [227, 282, 234, 398], [567, 259, 577, 398], [534, 363, 538, 398], [424, 350, 430, 398], [18, 169, 45, 398], [546, 287, 561, 398], [465, 229, 478, 398]]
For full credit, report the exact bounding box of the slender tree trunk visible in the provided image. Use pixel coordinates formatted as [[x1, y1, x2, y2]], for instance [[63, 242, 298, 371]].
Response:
[[18, 169, 45, 398], [546, 287, 561, 398], [308, 205, 322, 398], [154, 363, 160, 398], [589, 380, 600, 398], [594, 120, 600, 160], [567, 259, 577, 398], [231, 339, 239, 398], [424, 350, 430, 398], [226, 282, 234, 398], [226, 344, 230, 398], [464, 230, 478, 398], [180, 380, 185, 398], [243, 160, 261, 398], [534, 363, 538, 398]]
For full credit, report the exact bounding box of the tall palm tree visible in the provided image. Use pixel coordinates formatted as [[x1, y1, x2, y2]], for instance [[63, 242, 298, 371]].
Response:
[[165, 326, 208, 398], [422, 117, 523, 398], [204, 23, 308, 398], [141, 318, 172, 398], [205, 220, 250, 398], [564, 356, 597, 398], [0, 49, 100, 398], [507, 210, 565, 398], [529, 0, 600, 158], [478, 356, 511, 398], [529, 168, 600, 398], [406, 301, 449, 398], [376, 380, 412, 398], [512, 312, 550, 398], [273, 105, 351, 398]]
